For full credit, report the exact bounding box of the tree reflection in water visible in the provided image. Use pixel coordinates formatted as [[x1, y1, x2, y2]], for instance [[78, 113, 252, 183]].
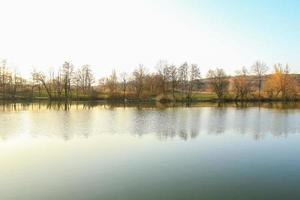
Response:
[[0, 101, 299, 141]]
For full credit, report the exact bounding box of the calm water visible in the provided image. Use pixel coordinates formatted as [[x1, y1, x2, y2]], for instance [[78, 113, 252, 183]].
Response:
[[1, 102, 300, 200]]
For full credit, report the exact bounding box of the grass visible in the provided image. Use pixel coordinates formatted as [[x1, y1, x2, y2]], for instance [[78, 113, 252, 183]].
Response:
[[1, 90, 300, 103]]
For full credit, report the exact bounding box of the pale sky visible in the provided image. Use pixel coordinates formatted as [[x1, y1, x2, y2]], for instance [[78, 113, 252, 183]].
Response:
[[0, 0, 299, 78]]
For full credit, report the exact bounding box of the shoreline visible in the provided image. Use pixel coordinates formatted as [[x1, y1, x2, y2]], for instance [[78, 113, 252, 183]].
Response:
[[1, 96, 300, 103]]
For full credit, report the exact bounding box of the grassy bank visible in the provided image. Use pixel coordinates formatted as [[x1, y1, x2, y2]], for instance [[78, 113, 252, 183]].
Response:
[[1, 91, 299, 103]]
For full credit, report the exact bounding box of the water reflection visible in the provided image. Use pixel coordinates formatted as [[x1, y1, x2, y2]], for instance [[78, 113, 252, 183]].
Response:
[[2, 101, 300, 111], [0, 101, 299, 141]]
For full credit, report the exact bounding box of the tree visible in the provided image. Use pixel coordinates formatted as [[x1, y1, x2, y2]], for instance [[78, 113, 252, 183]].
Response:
[[264, 64, 297, 100], [156, 60, 170, 94], [61, 62, 74, 99], [120, 72, 128, 100], [207, 68, 229, 100], [106, 69, 118, 96], [233, 67, 252, 100], [169, 65, 177, 99], [0, 60, 7, 98], [11, 69, 22, 99], [252, 61, 268, 99], [32, 71, 52, 99], [0, 58, 299, 102], [178, 62, 188, 99], [133, 65, 146, 99], [52, 69, 63, 99], [187, 64, 200, 99], [98, 78, 106, 93], [74, 65, 94, 97], [145, 73, 163, 96]]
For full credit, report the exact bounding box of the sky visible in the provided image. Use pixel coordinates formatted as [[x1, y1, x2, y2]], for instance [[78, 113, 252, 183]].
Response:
[[0, 0, 299, 78]]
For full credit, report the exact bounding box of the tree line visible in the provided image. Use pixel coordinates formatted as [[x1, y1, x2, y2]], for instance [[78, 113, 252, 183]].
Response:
[[0, 59, 299, 102]]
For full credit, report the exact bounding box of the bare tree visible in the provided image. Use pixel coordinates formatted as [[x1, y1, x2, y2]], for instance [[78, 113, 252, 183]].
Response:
[[144, 73, 163, 96], [55, 70, 64, 99], [133, 65, 146, 99], [120, 72, 128, 100], [0, 60, 7, 99], [233, 67, 252, 100], [178, 62, 188, 99], [169, 65, 177, 99], [32, 71, 52, 99], [74, 65, 95, 98], [252, 61, 268, 99], [98, 78, 106, 93], [156, 60, 170, 94], [61, 62, 74, 99], [31, 69, 39, 98], [82, 65, 94, 94], [207, 68, 229, 100], [106, 69, 118, 96], [187, 64, 200, 99], [11, 69, 21, 99], [74, 70, 80, 99]]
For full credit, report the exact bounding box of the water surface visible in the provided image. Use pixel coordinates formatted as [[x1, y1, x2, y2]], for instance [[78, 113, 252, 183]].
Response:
[[1, 102, 300, 200]]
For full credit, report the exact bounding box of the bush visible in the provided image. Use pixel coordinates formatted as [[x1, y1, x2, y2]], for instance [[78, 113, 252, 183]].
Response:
[[155, 94, 175, 103]]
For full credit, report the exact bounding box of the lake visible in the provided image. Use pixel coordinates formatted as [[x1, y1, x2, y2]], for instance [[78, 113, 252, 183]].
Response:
[[1, 102, 300, 200]]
